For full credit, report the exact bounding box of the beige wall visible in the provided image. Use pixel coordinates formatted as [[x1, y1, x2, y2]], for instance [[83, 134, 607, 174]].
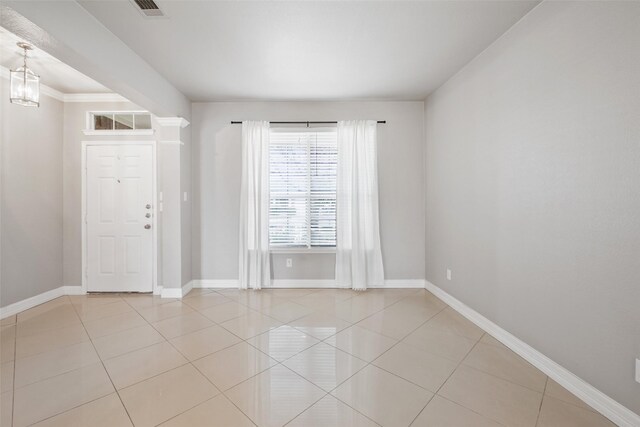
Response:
[[424, 1, 640, 413], [192, 101, 425, 281], [1, 82, 64, 306]]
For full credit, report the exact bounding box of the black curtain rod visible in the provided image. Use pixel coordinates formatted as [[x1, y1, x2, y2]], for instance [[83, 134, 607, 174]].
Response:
[[230, 121, 386, 125]]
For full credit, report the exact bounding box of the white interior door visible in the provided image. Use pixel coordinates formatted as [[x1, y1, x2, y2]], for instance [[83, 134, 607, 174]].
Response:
[[86, 144, 154, 292]]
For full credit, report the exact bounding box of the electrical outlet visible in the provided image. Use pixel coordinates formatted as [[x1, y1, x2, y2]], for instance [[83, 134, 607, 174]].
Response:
[[446, 269, 452, 281], [636, 359, 640, 384], [286, 258, 293, 268]]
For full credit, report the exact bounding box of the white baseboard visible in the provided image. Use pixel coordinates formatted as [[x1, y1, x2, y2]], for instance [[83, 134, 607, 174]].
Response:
[[0, 282, 194, 315], [0, 286, 86, 319], [62, 286, 85, 295], [424, 280, 640, 427], [190, 278, 426, 290], [181, 281, 194, 297], [372, 279, 426, 289], [191, 279, 240, 289], [270, 279, 341, 288], [160, 287, 184, 299]]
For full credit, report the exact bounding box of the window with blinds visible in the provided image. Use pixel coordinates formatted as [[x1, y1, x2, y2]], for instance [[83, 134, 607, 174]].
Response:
[[269, 129, 337, 249]]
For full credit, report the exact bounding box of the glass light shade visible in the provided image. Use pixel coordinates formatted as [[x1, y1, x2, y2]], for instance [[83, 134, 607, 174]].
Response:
[[10, 66, 40, 107]]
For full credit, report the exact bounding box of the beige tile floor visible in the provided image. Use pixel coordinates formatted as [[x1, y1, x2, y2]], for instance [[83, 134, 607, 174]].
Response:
[[0, 288, 618, 427]]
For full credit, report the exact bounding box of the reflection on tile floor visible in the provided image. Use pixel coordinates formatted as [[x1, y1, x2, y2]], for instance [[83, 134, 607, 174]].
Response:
[[0, 288, 617, 427]]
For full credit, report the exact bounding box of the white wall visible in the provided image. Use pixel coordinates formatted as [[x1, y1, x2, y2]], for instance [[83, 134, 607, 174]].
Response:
[[192, 101, 425, 282], [1, 82, 64, 306], [425, 1, 640, 414]]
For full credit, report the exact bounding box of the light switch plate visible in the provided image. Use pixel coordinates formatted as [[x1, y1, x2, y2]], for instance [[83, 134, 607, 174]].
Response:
[[446, 269, 452, 281], [636, 359, 640, 384]]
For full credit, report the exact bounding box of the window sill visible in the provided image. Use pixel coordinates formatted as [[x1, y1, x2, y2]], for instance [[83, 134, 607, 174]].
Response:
[[82, 129, 155, 136], [270, 248, 336, 254]]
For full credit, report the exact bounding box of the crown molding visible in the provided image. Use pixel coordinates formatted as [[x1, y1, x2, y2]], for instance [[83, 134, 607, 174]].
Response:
[[156, 117, 190, 128], [0, 65, 128, 103], [41, 85, 65, 102]]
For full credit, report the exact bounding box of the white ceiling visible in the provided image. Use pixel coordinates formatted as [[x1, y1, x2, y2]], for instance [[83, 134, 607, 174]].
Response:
[[0, 26, 112, 94], [79, 0, 539, 102]]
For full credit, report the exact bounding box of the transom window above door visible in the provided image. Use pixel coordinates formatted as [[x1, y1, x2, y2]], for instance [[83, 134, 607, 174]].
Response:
[[269, 129, 337, 250], [83, 111, 154, 135]]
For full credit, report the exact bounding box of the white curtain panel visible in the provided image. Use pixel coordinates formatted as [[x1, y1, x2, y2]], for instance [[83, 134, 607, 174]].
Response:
[[335, 120, 385, 290], [239, 121, 271, 290]]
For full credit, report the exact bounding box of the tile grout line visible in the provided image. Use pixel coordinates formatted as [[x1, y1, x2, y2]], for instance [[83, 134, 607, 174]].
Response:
[[534, 376, 550, 427], [189, 360, 260, 427], [5, 289, 433, 426], [203, 291, 319, 426], [144, 289, 266, 426], [355, 306, 445, 341], [6, 288, 557, 427], [236, 363, 329, 427], [68, 295, 138, 427], [430, 394, 512, 427], [460, 359, 548, 395], [10, 296, 77, 425], [158, 393, 259, 427], [421, 332, 507, 427], [321, 290, 438, 426], [370, 302, 548, 425], [76, 297, 155, 342], [281, 349, 380, 427], [119, 293, 226, 425], [452, 335, 551, 395], [12, 296, 129, 427], [6, 290, 361, 427], [187, 289, 399, 426], [77, 297, 183, 366], [326, 304, 444, 426], [402, 323, 487, 427], [182, 288, 331, 426], [462, 339, 551, 395], [279, 290, 437, 427]]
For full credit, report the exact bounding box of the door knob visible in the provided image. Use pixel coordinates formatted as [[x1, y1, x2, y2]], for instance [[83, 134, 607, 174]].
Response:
[[144, 224, 151, 229]]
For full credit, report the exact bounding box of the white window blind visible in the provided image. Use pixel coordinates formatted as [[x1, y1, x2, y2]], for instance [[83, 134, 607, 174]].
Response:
[[269, 129, 337, 248]]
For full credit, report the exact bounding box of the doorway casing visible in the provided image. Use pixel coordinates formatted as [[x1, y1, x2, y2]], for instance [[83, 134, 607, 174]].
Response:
[[81, 140, 159, 294]]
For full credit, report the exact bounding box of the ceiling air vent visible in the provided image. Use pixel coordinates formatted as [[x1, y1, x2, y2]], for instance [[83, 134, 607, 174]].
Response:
[[132, 0, 165, 17]]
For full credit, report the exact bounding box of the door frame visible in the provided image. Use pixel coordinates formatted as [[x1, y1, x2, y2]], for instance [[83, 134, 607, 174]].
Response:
[[81, 140, 158, 294]]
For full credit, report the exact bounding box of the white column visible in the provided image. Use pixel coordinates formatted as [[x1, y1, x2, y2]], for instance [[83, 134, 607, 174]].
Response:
[[155, 117, 189, 297]]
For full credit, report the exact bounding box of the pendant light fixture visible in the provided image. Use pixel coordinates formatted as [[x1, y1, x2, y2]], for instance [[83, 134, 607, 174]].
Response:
[[10, 42, 40, 107]]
